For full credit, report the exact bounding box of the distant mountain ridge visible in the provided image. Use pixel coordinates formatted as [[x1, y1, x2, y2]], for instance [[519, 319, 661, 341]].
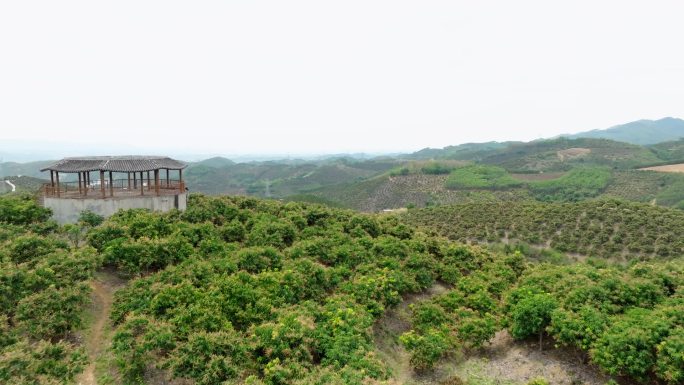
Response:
[[563, 117, 684, 145]]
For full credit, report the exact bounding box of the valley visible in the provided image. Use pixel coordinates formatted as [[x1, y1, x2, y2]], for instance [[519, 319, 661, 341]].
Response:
[[1, 118, 684, 385]]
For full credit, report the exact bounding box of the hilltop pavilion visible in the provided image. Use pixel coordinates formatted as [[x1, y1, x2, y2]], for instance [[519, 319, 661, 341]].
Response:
[[40, 156, 188, 223]]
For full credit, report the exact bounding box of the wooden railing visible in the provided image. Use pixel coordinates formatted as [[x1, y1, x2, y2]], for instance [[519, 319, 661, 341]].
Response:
[[43, 179, 186, 198]]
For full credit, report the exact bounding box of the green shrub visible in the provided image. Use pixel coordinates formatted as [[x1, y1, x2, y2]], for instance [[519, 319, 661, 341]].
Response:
[[509, 293, 557, 349], [530, 167, 611, 202], [421, 162, 454, 175], [0, 195, 51, 225], [400, 328, 452, 370]]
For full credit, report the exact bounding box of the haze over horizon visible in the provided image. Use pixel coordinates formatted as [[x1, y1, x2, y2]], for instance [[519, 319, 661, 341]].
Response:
[[2, 1, 684, 156]]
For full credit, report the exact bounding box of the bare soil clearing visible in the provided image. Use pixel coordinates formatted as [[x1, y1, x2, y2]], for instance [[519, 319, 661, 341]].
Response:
[[639, 163, 684, 173], [375, 284, 613, 385], [557, 148, 591, 161], [451, 331, 611, 385]]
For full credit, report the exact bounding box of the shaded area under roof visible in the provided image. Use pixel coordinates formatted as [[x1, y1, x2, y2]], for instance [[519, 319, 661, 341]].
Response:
[[40, 156, 187, 173]]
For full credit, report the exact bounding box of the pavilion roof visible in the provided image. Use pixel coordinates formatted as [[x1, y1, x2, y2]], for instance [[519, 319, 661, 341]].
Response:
[[40, 156, 187, 173]]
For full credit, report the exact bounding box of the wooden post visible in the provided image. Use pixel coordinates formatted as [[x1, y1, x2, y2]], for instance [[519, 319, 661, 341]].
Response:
[[100, 170, 105, 198], [127, 172, 131, 190], [55, 172, 60, 197], [166, 169, 169, 187], [179, 169, 183, 192], [50, 171, 55, 195], [154, 169, 160, 196], [140, 172, 144, 195], [109, 171, 114, 197], [133, 172, 137, 189], [147, 171, 151, 191], [78, 172, 82, 194], [83, 172, 88, 196]]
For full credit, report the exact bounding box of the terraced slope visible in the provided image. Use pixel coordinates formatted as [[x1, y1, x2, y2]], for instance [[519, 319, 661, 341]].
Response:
[[310, 174, 531, 211]]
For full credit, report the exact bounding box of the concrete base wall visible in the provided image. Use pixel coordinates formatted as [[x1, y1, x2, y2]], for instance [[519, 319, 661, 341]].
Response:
[[44, 193, 187, 224]]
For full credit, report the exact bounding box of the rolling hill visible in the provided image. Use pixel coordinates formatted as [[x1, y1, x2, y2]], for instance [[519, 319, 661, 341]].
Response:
[[564, 117, 684, 145], [183, 158, 401, 197], [0, 160, 53, 179], [407, 141, 517, 160], [0, 175, 47, 195], [4, 118, 684, 211]]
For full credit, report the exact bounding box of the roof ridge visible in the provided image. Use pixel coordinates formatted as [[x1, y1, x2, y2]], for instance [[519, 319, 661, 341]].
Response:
[[39, 156, 187, 173]]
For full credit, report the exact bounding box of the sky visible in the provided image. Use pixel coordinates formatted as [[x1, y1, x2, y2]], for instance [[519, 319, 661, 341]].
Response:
[[1, 0, 684, 157]]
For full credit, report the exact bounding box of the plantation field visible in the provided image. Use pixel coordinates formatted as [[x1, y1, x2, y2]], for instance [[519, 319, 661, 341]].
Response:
[[403, 199, 684, 260], [310, 174, 532, 211], [0, 195, 101, 384], [2, 194, 683, 385]]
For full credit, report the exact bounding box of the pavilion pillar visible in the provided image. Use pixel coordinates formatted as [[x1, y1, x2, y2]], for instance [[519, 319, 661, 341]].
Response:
[[78, 172, 82, 194], [56, 172, 60, 197], [83, 172, 88, 196], [140, 172, 144, 195], [147, 171, 151, 191], [109, 171, 114, 197], [50, 171, 55, 196], [100, 170, 105, 198], [166, 169, 169, 187], [179, 169, 184, 192], [127, 173, 131, 190], [154, 169, 160, 196], [133, 172, 137, 189]]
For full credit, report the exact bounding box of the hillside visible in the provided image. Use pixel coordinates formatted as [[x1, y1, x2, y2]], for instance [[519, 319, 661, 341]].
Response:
[[648, 138, 684, 162], [4, 118, 684, 209], [0, 175, 47, 195], [408, 141, 517, 160], [478, 138, 661, 172], [0, 160, 53, 179], [401, 137, 664, 173], [184, 158, 400, 196], [309, 173, 531, 211], [306, 163, 684, 211], [2, 194, 683, 385], [564, 117, 684, 145], [195, 156, 236, 168], [403, 199, 684, 260]]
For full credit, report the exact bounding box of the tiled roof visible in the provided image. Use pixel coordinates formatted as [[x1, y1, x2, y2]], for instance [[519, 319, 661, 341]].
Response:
[[40, 156, 187, 173]]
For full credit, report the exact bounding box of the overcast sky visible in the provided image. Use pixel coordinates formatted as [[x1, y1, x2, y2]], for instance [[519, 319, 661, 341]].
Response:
[[1, 1, 683, 156]]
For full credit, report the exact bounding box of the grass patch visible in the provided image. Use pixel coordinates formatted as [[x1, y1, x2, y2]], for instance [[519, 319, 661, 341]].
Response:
[[530, 167, 610, 202], [94, 325, 119, 385], [656, 178, 684, 207], [445, 165, 523, 190], [455, 359, 516, 385]]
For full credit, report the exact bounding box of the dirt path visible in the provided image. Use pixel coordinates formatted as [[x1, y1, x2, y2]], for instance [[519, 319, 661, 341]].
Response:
[[77, 272, 124, 385], [374, 282, 449, 384]]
